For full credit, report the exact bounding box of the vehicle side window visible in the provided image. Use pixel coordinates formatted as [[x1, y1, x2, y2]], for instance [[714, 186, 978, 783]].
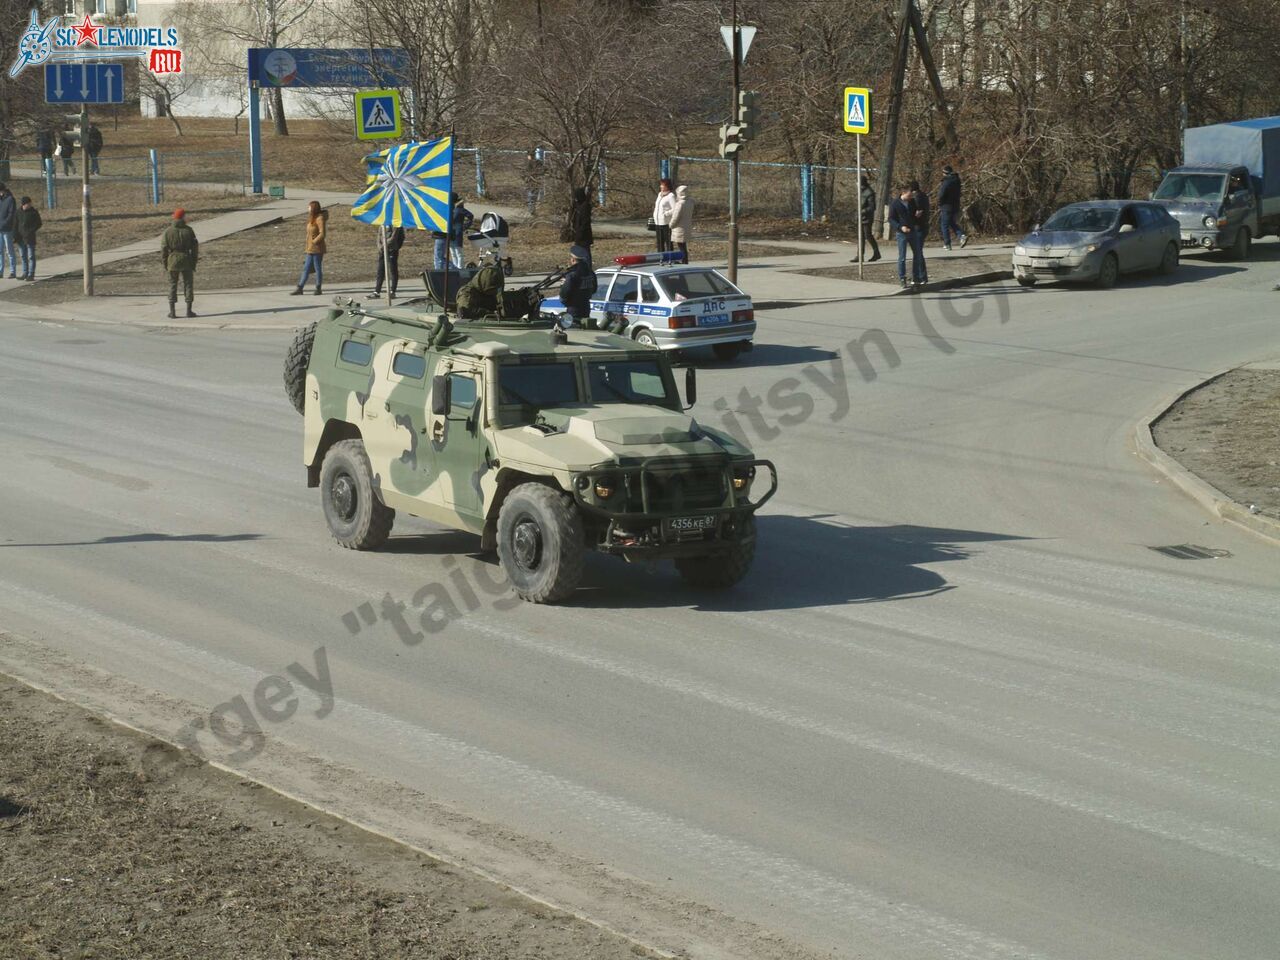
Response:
[[1118, 207, 1138, 229], [593, 272, 615, 300], [392, 352, 425, 379], [340, 339, 372, 366], [640, 277, 661, 303], [448, 373, 477, 412], [1135, 206, 1159, 228], [610, 274, 638, 302]]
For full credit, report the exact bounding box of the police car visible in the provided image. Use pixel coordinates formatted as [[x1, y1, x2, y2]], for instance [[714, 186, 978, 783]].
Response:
[[542, 252, 756, 361]]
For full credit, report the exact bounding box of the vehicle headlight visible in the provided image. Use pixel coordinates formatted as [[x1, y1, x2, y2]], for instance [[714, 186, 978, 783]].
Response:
[[732, 465, 755, 492], [1078, 243, 1099, 255], [594, 477, 616, 499], [1203, 214, 1216, 229], [1014, 245, 1026, 256]]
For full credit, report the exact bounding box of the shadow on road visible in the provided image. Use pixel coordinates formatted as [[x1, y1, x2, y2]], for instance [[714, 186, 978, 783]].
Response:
[[680, 343, 839, 368], [0, 533, 265, 547]]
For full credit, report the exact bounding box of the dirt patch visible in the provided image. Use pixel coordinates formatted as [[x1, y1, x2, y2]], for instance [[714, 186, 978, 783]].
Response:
[[1152, 368, 1280, 521], [0, 672, 654, 960], [797, 249, 1012, 286], [0, 212, 816, 308]]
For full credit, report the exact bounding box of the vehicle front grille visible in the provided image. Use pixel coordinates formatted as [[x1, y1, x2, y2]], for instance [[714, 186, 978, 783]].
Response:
[[635, 465, 727, 512]]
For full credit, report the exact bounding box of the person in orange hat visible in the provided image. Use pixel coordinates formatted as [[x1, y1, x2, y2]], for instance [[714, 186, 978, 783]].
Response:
[[161, 208, 199, 318]]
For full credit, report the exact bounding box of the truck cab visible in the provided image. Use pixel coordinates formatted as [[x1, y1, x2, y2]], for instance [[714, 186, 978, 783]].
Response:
[[1152, 163, 1255, 257]]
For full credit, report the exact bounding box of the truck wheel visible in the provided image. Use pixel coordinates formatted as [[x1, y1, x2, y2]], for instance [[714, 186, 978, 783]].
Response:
[[497, 483, 584, 603], [1095, 253, 1119, 289], [675, 514, 756, 589], [284, 321, 317, 415], [712, 342, 744, 362], [320, 440, 394, 550], [1231, 227, 1251, 260], [1159, 242, 1179, 275]]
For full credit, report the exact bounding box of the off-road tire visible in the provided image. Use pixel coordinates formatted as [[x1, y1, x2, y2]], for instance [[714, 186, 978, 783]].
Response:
[[284, 321, 317, 415], [675, 514, 756, 589], [497, 483, 584, 603], [712, 341, 744, 362], [1159, 241, 1179, 276], [320, 440, 394, 550], [633, 328, 658, 348], [1016, 276, 1036, 288], [1231, 226, 1251, 260], [1096, 253, 1119, 289]]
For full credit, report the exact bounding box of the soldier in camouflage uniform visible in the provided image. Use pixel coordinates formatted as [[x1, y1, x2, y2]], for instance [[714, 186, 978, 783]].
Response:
[[455, 259, 505, 319], [161, 208, 199, 319]]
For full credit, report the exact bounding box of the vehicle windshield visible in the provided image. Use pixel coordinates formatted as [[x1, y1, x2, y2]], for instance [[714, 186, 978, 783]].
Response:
[[586, 360, 673, 405], [1042, 207, 1118, 233], [657, 270, 740, 302], [498, 362, 579, 406], [1153, 173, 1226, 202]]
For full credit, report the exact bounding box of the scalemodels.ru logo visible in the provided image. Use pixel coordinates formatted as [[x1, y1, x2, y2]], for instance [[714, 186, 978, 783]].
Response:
[[7, 8, 183, 79]]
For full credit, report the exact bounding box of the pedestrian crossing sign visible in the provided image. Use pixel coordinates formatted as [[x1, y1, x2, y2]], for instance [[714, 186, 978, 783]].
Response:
[[843, 87, 871, 135], [355, 89, 402, 140]]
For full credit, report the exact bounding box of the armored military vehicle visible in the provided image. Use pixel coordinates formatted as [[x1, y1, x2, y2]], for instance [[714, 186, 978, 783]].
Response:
[[284, 301, 777, 603]]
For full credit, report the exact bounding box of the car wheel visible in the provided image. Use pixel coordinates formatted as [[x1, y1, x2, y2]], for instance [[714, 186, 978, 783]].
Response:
[[1016, 276, 1036, 288], [712, 341, 744, 362], [675, 514, 756, 589], [1231, 227, 1251, 260], [1160, 241, 1179, 275], [1096, 253, 1119, 289], [320, 440, 395, 550], [497, 483, 584, 603], [633, 328, 658, 348]]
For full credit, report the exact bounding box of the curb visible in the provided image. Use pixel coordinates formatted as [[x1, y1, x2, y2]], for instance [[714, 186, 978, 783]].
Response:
[[1132, 367, 1280, 545], [894, 269, 1013, 295]]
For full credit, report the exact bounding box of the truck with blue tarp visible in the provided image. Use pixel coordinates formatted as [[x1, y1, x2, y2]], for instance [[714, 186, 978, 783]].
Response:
[[1151, 116, 1280, 259]]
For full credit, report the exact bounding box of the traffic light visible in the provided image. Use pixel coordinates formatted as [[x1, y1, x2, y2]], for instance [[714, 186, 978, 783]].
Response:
[[718, 123, 744, 158], [736, 91, 760, 141]]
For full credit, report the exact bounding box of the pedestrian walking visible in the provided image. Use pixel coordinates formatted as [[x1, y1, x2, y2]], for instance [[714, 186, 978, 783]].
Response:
[[668, 184, 693, 262], [889, 185, 925, 289], [937, 164, 969, 249], [13, 197, 41, 280], [56, 128, 75, 176], [651, 178, 676, 252], [449, 194, 473, 269], [161, 208, 199, 318], [373, 224, 404, 297], [523, 148, 543, 216], [858, 174, 881, 263], [558, 244, 597, 328], [568, 186, 593, 260], [0, 184, 16, 279], [86, 123, 103, 176], [291, 201, 327, 295], [36, 129, 53, 172]]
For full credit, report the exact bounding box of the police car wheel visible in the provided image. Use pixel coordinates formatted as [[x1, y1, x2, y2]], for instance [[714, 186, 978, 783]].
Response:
[[712, 342, 743, 362], [320, 440, 395, 550], [633, 328, 657, 348], [497, 483, 584, 603], [675, 514, 756, 589]]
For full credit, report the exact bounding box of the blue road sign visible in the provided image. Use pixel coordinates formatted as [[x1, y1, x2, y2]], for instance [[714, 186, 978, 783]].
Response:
[[247, 48, 410, 89], [44, 63, 124, 104]]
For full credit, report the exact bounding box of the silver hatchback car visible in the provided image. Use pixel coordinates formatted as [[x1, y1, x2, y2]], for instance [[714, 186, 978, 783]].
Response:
[[1012, 201, 1181, 289]]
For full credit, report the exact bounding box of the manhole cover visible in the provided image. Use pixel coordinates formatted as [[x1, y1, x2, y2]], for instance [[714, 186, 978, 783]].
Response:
[[1149, 544, 1232, 560]]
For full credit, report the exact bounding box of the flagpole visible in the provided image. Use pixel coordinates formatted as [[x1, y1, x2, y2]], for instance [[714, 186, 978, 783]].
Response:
[[381, 225, 393, 306], [443, 125, 456, 319]]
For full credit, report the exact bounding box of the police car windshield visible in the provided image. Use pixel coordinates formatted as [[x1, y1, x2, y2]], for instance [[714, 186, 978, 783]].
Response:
[[656, 270, 738, 301], [587, 360, 671, 405], [498, 362, 579, 406]]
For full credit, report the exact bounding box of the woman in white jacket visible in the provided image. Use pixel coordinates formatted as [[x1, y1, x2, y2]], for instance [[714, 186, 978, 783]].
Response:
[[668, 184, 693, 261], [652, 178, 676, 252]]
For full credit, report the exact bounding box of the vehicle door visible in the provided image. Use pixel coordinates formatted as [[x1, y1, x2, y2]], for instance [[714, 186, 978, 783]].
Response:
[[605, 272, 641, 327], [1133, 205, 1167, 268], [1113, 206, 1146, 272], [373, 342, 436, 501], [588, 270, 616, 325], [1224, 168, 1255, 231], [427, 359, 488, 519]]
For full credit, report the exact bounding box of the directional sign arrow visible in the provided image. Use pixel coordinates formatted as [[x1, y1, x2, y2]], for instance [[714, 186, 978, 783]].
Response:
[[54, 63, 64, 98], [103, 65, 114, 102]]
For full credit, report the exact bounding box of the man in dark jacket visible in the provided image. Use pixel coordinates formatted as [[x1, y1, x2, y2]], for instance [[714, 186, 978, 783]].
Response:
[[857, 174, 881, 263], [888, 185, 924, 289], [558, 244, 597, 328], [14, 196, 42, 280], [36, 130, 53, 171], [568, 187, 593, 257], [909, 180, 929, 283], [0, 184, 16, 279], [57, 129, 75, 176], [87, 123, 104, 175], [161, 208, 199, 318], [373, 225, 405, 297], [937, 165, 969, 249], [448, 195, 473, 269]]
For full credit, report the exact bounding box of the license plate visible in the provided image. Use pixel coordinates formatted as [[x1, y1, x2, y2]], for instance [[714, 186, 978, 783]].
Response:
[[698, 314, 730, 327], [666, 514, 717, 533], [1031, 259, 1060, 268]]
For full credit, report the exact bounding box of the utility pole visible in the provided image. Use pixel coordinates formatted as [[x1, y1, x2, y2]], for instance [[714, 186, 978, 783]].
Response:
[[1179, 0, 1188, 156], [727, 0, 741, 283], [81, 104, 93, 296]]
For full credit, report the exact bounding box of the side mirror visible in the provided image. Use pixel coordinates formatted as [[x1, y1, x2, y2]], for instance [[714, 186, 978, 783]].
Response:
[[1146, 192, 1154, 201], [1119, 223, 1136, 233], [684, 367, 697, 408], [431, 375, 450, 416], [1032, 223, 1041, 233]]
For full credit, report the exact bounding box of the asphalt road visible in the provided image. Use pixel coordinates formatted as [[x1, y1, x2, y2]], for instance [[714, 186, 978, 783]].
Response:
[[2, 246, 1279, 960]]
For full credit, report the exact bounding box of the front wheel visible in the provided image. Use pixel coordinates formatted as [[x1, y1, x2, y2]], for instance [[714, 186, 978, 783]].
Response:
[[1095, 253, 1119, 289], [320, 440, 394, 549], [712, 341, 744, 362], [1231, 227, 1251, 260], [1159, 241, 1179, 275], [675, 514, 756, 589], [496, 483, 585, 603], [1016, 276, 1036, 288]]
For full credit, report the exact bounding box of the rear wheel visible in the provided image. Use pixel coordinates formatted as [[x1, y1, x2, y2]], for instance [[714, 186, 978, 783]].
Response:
[[1159, 241, 1179, 275], [633, 328, 658, 348], [320, 440, 394, 550], [1096, 253, 1119, 289], [712, 341, 744, 362], [497, 484, 584, 603], [1231, 226, 1251, 260], [283, 321, 317, 415], [675, 515, 756, 589]]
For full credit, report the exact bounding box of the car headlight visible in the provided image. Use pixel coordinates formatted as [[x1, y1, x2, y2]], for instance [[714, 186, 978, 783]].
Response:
[[1076, 243, 1099, 255], [594, 476, 617, 499], [1203, 214, 1216, 229], [1014, 245, 1026, 256], [732, 465, 755, 493]]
